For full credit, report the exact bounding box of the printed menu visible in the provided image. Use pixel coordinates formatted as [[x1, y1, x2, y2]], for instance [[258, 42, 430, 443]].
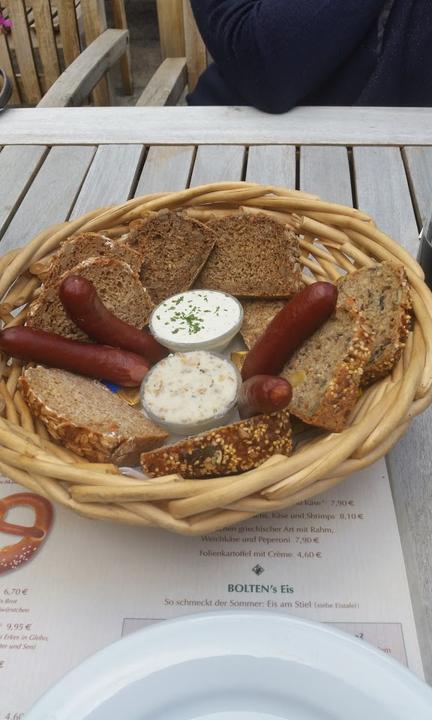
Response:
[[0, 458, 424, 715]]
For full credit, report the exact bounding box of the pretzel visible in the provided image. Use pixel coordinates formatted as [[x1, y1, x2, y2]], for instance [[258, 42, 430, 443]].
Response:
[[0, 492, 53, 574]]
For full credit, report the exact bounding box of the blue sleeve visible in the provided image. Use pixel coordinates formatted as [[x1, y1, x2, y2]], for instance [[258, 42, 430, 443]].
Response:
[[189, 0, 386, 112]]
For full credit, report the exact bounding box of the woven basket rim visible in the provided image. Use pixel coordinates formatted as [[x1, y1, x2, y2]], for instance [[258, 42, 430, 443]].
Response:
[[1, 181, 431, 535]]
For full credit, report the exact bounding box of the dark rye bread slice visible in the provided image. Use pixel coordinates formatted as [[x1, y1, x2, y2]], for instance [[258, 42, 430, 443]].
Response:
[[20, 367, 168, 464], [127, 210, 216, 304], [337, 261, 412, 386], [281, 301, 373, 432], [241, 299, 285, 349], [196, 213, 304, 298], [45, 233, 142, 285], [140, 410, 293, 479], [27, 257, 153, 341]]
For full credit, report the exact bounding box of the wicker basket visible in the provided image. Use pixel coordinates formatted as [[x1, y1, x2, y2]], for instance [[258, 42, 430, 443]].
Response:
[[0, 181, 431, 535]]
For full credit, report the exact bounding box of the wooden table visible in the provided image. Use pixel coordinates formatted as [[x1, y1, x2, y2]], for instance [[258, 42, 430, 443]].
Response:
[[1, 105, 432, 679]]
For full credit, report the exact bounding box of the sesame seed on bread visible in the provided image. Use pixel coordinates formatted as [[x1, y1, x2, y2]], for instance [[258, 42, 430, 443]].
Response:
[[337, 261, 412, 386], [281, 300, 373, 432], [140, 410, 293, 479], [44, 233, 143, 285], [127, 210, 216, 304], [26, 256, 153, 342], [196, 213, 304, 299], [20, 367, 168, 464]]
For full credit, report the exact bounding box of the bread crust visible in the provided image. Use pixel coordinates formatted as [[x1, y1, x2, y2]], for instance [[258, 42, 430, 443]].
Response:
[[140, 410, 293, 479], [20, 371, 168, 465], [283, 301, 373, 433]]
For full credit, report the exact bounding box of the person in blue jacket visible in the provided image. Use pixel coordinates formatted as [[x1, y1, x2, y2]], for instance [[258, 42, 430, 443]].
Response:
[[187, 0, 432, 112]]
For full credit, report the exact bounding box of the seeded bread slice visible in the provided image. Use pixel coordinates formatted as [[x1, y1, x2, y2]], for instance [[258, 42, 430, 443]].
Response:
[[44, 233, 142, 285], [337, 262, 412, 386], [20, 367, 168, 464], [127, 210, 216, 304], [241, 300, 285, 349], [27, 257, 153, 341], [140, 410, 292, 479], [281, 301, 372, 432], [196, 213, 304, 298]]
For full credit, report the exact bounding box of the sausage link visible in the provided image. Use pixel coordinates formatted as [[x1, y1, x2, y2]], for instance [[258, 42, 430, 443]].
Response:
[[241, 282, 338, 381], [238, 375, 292, 419], [59, 275, 168, 364], [0, 327, 149, 386]]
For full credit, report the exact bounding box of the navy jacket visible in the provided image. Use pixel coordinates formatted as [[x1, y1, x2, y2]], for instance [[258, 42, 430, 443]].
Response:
[[188, 0, 432, 112]]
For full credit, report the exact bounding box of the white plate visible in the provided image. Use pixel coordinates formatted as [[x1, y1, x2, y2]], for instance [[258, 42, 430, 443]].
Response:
[[27, 611, 432, 720]]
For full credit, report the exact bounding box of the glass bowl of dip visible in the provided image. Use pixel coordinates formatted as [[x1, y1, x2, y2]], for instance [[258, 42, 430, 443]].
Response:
[[149, 290, 243, 353], [140, 350, 241, 436]]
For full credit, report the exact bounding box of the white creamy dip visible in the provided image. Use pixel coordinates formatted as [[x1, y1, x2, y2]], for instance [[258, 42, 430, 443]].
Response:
[[140, 351, 240, 434], [149, 290, 243, 352]]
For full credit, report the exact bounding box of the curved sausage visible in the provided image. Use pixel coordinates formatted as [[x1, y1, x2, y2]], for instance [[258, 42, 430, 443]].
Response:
[[241, 282, 338, 381], [0, 327, 149, 386], [59, 275, 168, 364], [238, 375, 292, 419]]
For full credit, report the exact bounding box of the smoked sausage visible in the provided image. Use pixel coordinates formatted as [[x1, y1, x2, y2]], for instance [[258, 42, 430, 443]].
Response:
[[238, 375, 292, 419], [0, 327, 149, 386], [241, 282, 338, 381], [59, 275, 167, 364]]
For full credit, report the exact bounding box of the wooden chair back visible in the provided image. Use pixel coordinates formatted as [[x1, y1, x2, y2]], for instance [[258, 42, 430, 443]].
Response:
[[156, 0, 207, 93], [0, 0, 130, 105]]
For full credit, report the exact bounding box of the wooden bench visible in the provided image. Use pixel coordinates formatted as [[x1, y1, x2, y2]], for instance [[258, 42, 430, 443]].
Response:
[[137, 0, 207, 106], [0, 0, 132, 106]]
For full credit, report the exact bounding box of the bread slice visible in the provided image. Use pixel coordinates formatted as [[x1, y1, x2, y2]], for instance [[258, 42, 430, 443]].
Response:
[[20, 367, 168, 464], [337, 262, 411, 386], [127, 210, 216, 304], [140, 410, 293, 479], [281, 301, 372, 432], [27, 257, 154, 341], [44, 233, 143, 285], [241, 299, 285, 348], [196, 213, 304, 298]]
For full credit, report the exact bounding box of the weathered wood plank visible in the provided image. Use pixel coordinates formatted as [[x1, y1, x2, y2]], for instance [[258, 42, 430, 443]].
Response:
[[190, 145, 245, 186], [403, 146, 432, 227], [56, 0, 81, 67], [0, 32, 21, 104], [70, 144, 144, 218], [156, 0, 185, 58], [80, 0, 111, 106], [300, 146, 353, 206], [182, 0, 207, 93], [7, 0, 41, 104], [0, 145, 95, 252], [246, 145, 296, 187], [31, 0, 61, 92], [111, 0, 133, 94], [136, 58, 187, 107], [37, 30, 128, 108], [353, 147, 419, 254], [2, 107, 432, 146], [0, 145, 47, 238], [135, 145, 195, 195]]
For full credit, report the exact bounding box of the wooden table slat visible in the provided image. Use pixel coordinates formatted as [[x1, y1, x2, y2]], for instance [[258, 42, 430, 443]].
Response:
[[135, 145, 195, 196], [353, 147, 419, 254], [403, 146, 432, 227], [70, 144, 145, 219], [3, 107, 432, 146], [0, 145, 96, 253], [246, 145, 296, 187], [0, 145, 48, 239], [300, 146, 353, 207], [190, 145, 245, 186]]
